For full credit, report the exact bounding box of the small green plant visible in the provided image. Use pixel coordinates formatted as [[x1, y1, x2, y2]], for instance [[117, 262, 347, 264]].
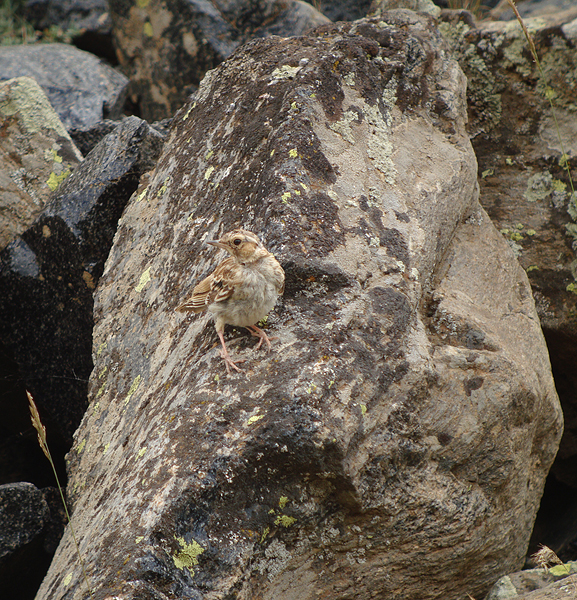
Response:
[[0, 0, 36, 44], [28, 391, 94, 599]]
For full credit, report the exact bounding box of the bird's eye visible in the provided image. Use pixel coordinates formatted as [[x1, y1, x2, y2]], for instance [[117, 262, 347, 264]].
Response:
[[233, 238, 242, 246]]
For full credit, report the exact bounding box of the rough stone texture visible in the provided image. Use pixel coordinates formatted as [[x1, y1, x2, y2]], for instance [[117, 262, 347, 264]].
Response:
[[0, 76, 83, 251], [437, 8, 577, 488], [317, 0, 372, 22], [0, 483, 56, 599], [0, 43, 129, 133], [23, 0, 116, 64], [37, 13, 561, 600], [0, 116, 166, 445], [486, 562, 577, 600], [0, 482, 49, 560], [109, 0, 330, 121]]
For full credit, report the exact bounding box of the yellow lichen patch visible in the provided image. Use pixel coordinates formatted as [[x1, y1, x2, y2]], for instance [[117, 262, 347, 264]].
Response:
[[182, 103, 195, 120], [260, 526, 270, 543], [136, 189, 148, 202], [246, 414, 264, 426], [125, 375, 142, 405], [143, 21, 153, 37], [47, 169, 70, 191], [97, 342, 107, 356], [275, 515, 296, 527], [204, 166, 215, 180], [93, 401, 100, 414], [137, 447, 147, 458], [173, 536, 204, 571], [288, 148, 298, 158], [135, 536, 144, 544], [281, 191, 291, 204], [63, 572, 73, 586], [156, 182, 167, 197], [77, 439, 86, 454], [103, 442, 110, 454], [96, 382, 106, 399], [278, 496, 289, 509], [135, 268, 151, 292]]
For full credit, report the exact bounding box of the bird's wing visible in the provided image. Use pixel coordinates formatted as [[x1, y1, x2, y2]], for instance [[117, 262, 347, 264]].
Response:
[[176, 258, 237, 313]]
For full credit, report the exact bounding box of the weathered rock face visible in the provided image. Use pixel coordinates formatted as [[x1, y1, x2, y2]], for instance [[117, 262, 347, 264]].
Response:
[[108, 0, 330, 121], [37, 12, 561, 600], [438, 8, 577, 488], [0, 76, 83, 251]]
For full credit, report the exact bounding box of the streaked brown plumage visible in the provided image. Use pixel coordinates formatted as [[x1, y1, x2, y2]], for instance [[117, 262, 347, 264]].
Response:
[[176, 229, 285, 374]]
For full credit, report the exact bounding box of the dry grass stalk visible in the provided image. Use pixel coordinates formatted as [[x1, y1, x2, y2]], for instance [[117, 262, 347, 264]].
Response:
[[27, 391, 94, 599], [506, 0, 575, 195]]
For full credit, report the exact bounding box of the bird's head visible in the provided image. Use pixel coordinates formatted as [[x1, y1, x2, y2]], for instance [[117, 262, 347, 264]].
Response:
[[208, 229, 269, 264]]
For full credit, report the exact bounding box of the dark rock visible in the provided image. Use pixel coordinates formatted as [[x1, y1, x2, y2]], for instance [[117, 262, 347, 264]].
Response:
[[109, 0, 330, 121], [0, 483, 67, 599], [0, 76, 83, 251], [0, 43, 129, 133], [23, 0, 116, 63], [0, 116, 166, 444], [37, 13, 561, 600], [0, 482, 49, 560], [319, 0, 372, 22]]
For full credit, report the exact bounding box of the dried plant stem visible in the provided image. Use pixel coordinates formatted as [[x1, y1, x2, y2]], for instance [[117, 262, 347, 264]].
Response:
[[27, 391, 94, 599], [506, 0, 575, 195]]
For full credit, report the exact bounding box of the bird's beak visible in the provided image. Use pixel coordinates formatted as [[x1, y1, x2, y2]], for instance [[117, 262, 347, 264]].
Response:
[[207, 240, 227, 251]]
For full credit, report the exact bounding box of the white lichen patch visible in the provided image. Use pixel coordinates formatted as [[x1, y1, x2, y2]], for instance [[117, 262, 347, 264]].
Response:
[[365, 102, 396, 185], [257, 539, 292, 581], [524, 171, 553, 202], [329, 109, 359, 144], [270, 65, 302, 82]]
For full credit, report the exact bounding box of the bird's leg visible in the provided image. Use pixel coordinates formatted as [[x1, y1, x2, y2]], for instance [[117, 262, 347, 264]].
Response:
[[247, 325, 278, 351], [217, 330, 244, 374]]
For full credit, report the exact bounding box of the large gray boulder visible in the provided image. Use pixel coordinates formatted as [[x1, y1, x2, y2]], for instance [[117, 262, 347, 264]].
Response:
[[37, 12, 562, 600]]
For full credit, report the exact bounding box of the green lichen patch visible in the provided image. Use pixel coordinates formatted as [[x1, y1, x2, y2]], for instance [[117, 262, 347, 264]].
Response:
[[524, 171, 553, 202], [173, 536, 204, 571]]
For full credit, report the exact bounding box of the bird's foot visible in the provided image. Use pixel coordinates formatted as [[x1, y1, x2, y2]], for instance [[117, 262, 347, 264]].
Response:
[[220, 350, 245, 374], [247, 325, 278, 351], [218, 330, 245, 374]]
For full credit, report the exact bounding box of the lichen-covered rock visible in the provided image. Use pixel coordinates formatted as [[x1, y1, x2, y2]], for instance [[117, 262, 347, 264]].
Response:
[[486, 561, 577, 600], [108, 0, 330, 121], [37, 12, 561, 600], [438, 8, 577, 489], [0, 76, 83, 251]]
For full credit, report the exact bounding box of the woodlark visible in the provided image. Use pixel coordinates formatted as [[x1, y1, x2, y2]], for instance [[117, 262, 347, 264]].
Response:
[[176, 229, 285, 374]]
